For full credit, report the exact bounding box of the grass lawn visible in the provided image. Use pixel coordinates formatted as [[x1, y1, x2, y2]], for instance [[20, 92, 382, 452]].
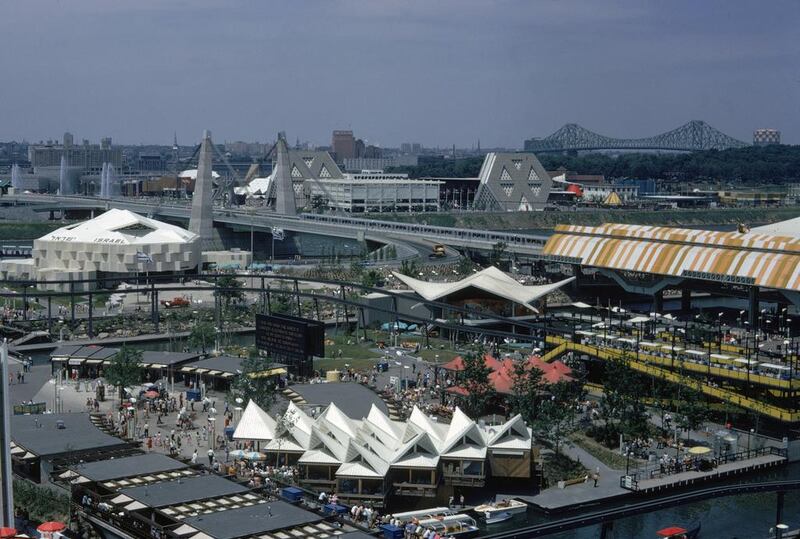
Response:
[[569, 432, 643, 471]]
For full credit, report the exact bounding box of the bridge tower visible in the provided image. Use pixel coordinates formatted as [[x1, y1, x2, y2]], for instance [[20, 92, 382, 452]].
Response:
[[189, 130, 216, 248], [273, 132, 297, 216]]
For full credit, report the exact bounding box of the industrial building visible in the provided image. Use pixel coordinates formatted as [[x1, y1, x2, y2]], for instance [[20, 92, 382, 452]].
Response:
[[306, 173, 442, 213], [754, 128, 781, 146], [473, 152, 554, 211]]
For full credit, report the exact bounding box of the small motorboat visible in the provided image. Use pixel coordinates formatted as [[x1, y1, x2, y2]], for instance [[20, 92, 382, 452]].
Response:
[[656, 522, 701, 539], [474, 498, 528, 518], [483, 511, 512, 525]]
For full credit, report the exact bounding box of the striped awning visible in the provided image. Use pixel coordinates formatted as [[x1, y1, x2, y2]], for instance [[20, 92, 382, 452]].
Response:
[[542, 223, 800, 292]]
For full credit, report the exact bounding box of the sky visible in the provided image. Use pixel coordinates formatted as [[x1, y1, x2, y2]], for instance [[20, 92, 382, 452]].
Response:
[[1, 0, 798, 148]]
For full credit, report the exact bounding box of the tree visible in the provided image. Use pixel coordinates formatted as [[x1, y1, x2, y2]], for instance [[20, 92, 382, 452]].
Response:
[[104, 345, 143, 401], [508, 360, 543, 424], [675, 387, 710, 436], [398, 259, 420, 277], [532, 380, 584, 454], [489, 241, 507, 267], [228, 353, 279, 411], [361, 269, 382, 288], [600, 353, 650, 441], [459, 350, 496, 418], [216, 275, 244, 311], [188, 321, 216, 353]]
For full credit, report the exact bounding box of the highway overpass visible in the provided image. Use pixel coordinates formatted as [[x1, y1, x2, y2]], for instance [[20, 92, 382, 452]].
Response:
[[1, 193, 549, 256]]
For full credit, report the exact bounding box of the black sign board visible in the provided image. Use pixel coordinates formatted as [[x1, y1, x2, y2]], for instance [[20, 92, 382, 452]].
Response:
[[255, 313, 324, 377]]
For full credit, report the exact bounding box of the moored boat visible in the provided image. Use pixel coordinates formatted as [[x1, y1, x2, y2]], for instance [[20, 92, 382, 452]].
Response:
[[473, 498, 528, 517], [416, 514, 480, 538], [656, 522, 701, 539], [483, 511, 512, 525]]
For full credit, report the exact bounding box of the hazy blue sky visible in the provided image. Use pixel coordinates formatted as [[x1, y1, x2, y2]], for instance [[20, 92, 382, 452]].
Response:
[[1, 0, 798, 147]]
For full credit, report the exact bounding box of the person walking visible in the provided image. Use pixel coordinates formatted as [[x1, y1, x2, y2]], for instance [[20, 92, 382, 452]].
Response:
[[191, 449, 198, 464], [207, 448, 214, 466]]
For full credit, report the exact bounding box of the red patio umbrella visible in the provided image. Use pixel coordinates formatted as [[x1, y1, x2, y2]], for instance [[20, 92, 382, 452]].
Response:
[[144, 390, 159, 399], [37, 521, 66, 537], [0, 527, 17, 538]]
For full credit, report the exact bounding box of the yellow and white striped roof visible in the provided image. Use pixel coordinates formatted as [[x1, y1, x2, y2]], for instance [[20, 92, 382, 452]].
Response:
[[543, 223, 800, 291]]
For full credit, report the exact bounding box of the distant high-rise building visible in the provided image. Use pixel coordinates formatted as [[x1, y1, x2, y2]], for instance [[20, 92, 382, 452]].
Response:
[[354, 138, 366, 159], [400, 142, 422, 154], [28, 133, 121, 171], [331, 130, 355, 162], [753, 128, 781, 146]]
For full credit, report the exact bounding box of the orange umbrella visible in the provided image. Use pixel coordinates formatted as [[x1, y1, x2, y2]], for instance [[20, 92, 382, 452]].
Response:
[[0, 527, 16, 538], [37, 521, 66, 533]]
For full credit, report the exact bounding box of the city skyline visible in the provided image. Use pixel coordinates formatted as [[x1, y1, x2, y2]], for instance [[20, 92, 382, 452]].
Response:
[[1, 1, 798, 147]]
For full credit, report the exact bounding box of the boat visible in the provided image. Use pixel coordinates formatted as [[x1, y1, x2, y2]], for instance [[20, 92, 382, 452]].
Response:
[[390, 507, 454, 523], [473, 498, 528, 517], [483, 511, 512, 525], [416, 514, 480, 538], [656, 522, 701, 539]]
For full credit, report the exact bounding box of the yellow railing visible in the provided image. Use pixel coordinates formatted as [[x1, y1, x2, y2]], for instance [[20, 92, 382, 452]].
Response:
[[542, 336, 799, 422]]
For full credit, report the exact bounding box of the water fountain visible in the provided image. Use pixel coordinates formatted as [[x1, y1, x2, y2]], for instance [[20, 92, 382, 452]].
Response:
[[99, 162, 108, 197], [10, 164, 20, 190], [106, 164, 117, 196], [58, 155, 69, 195]]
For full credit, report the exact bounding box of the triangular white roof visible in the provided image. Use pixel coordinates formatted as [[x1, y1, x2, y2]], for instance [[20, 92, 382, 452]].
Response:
[[179, 168, 220, 180], [39, 209, 197, 246], [233, 400, 277, 441], [393, 266, 574, 311], [752, 217, 800, 238]]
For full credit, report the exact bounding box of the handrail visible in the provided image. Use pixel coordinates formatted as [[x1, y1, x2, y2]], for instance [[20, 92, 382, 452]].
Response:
[[542, 336, 800, 421], [482, 479, 800, 539]]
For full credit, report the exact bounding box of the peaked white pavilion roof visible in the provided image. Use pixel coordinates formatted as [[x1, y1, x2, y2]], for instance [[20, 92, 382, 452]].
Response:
[[232, 400, 277, 441], [752, 217, 800, 238], [234, 401, 532, 482], [39, 209, 198, 246], [393, 266, 574, 311], [179, 169, 220, 180]]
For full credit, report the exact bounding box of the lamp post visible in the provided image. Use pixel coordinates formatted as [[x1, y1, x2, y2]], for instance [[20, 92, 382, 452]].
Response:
[[717, 312, 724, 353]]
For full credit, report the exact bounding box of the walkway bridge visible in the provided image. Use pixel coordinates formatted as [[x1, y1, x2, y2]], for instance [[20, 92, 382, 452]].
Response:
[[2, 194, 548, 255], [524, 120, 748, 153], [543, 335, 799, 422]]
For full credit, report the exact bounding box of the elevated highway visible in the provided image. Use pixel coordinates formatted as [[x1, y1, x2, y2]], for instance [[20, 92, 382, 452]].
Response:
[[1, 193, 549, 255]]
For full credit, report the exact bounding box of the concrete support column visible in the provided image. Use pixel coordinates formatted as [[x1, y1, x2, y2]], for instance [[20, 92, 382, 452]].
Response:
[[749, 286, 760, 327], [572, 265, 582, 293], [681, 287, 691, 314], [653, 289, 664, 313], [87, 293, 93, 338]]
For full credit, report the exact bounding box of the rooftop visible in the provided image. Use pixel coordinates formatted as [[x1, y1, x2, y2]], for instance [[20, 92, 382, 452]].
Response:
[[12, 413, 129, 458], [38, 209, 197, 246], [393, 266, 574, 311], [121, 474, 248, 508], [182, 500, 321, 539], [70, 453, 187, 482], [291, 382, 388, 418]]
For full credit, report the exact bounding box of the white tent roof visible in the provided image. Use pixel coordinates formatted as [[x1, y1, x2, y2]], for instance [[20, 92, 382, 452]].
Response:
[[751, 217, 800, 237], [39, 209, 197, 246], [393, 266, 574, 311], [233, 400, 277, 441], [246, 176, 273, 196], [179, 169, 220, 180]]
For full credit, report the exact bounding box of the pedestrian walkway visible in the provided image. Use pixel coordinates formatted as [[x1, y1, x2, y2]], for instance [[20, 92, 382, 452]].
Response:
[[509, 441, 629, 512]]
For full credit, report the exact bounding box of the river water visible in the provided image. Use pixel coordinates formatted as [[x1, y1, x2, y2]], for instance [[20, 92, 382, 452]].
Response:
[[483, 462, 800, 538]]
